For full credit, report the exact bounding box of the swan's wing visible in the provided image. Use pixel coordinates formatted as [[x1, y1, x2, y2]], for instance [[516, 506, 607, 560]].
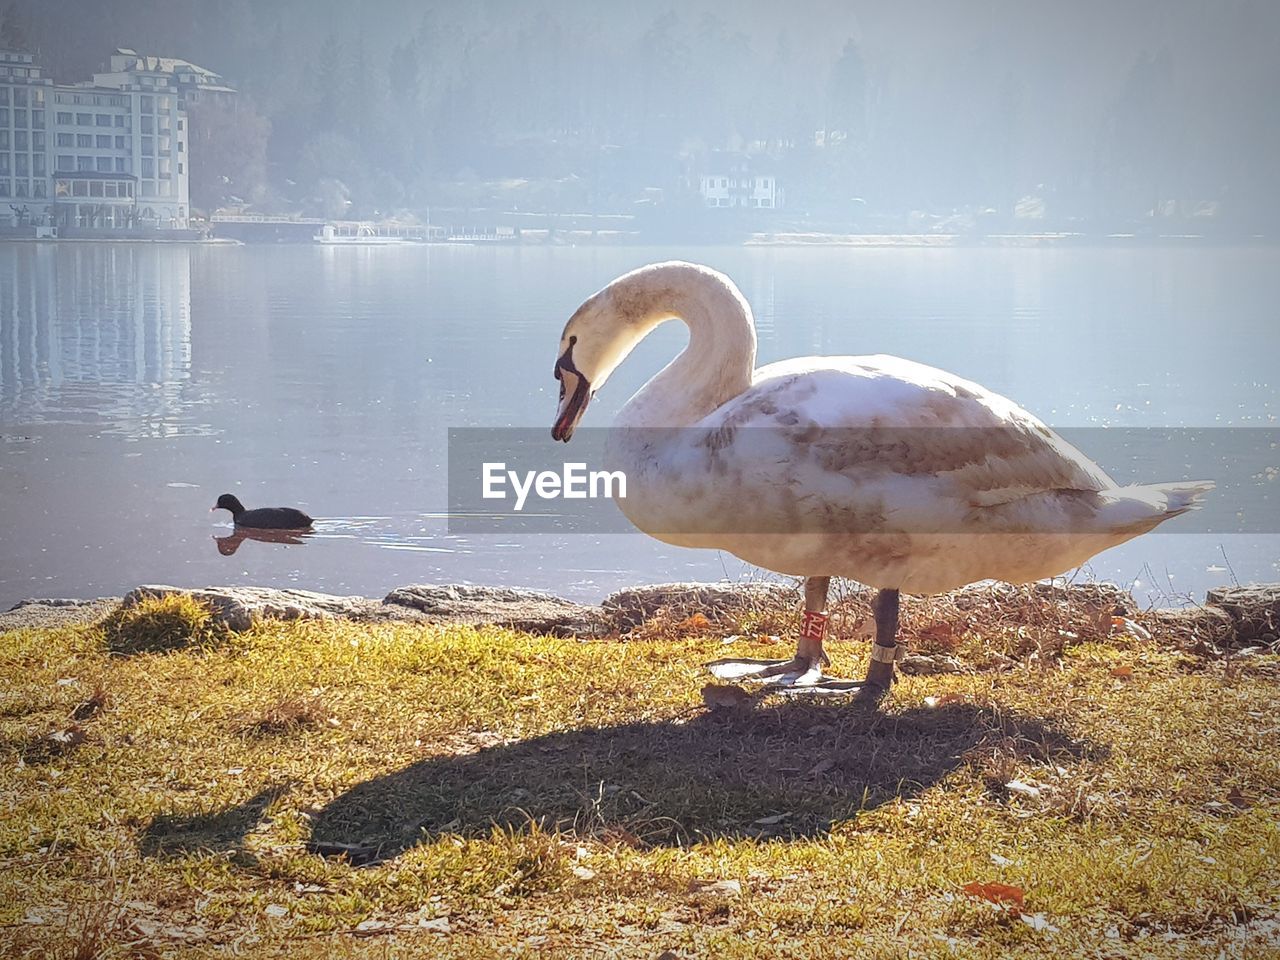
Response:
[[664, 355, 1115, 534]]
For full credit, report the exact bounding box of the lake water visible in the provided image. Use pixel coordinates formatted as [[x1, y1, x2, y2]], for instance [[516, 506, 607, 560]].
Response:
[[1, 241, 1276, 610]]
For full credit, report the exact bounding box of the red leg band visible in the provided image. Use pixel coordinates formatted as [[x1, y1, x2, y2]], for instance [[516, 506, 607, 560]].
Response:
[[800, 610, 828, 642]]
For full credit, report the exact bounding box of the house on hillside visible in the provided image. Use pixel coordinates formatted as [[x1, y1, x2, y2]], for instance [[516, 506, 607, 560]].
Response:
[[698, 154, 783, 210]]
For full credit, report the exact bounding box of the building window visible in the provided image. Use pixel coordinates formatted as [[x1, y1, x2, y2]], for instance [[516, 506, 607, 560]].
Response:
[[56, 111, 72, 124], [177, 162, 183, 175], [0, 87, 7, 104], [31, 110, 43, 129], [0, 154, 7, 173], [142, 136, 153, 155], [77, 156, 93, 171], [57, 155, 73, 170], [105, 182, 117, 198], [32, 154, 44, 176], [0, 180, 9, 197], [33, 181, 45, 198], [177, 140, 183, 152], [90, 180, 103, 197], [96, 134, 111, 148], [141, 95, 154, 112], [32, 131, 43, 149], [0, 130, 7, 150], [73, 180, 87, 196], [14, 108, 25, 127], [141, 157, 154, 178], [15, 179, 27, 197], [57, 133, 74, 147], [15, 130, 26, 150], [96, 114, 111, 126], [177, 119, 183, 131], [115, 136, 125, 149], [114, 115, 125, 127], [0, 107, 6, 124], [77, 133, 92, 147], [115, 157, 127, 172], [76, 112, 91, 125], [96, 157, 112, 172], [15, 154, 26, 176], [13, 87, 26, 106], [141, 115, 153, 134]]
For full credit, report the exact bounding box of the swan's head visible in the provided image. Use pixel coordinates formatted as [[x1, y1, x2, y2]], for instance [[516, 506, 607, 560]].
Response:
[[552, 286, 648, 442]]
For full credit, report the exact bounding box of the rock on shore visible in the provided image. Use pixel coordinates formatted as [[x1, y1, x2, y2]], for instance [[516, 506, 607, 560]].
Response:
[[1, 580, 1278, 651]]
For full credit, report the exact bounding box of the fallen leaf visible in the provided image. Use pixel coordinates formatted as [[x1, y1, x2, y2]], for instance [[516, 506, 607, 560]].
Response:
[[264, 904, 288, 918], [961, 881, 1025, 909], [572, 865, 596, 880], [418, 916, 451, 933], [354, 919, 389, 933], [688, 878, 742, 897], [1005, 780, 1042, 800], [1112, 616, 1152, 640], [752, 812, 792, 826], [1020, 912, 1059, 932], [989, 853, 1015, 867], [45, 726, 86, 749], [924, 692, 964, 708], [701, 684, 754, 711], [1110, 665, 1133, 679], [678, 613, 712, 632], [1227, 786, 1255, 809]]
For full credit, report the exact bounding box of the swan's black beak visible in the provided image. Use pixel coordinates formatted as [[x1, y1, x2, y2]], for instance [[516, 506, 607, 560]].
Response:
[[552, 339, 590, 442]]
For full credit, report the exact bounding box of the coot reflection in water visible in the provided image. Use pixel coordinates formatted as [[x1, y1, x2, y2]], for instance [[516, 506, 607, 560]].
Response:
[[213, 527, 315, 556]]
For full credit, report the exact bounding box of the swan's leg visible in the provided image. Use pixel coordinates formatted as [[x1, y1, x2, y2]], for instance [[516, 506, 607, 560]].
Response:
[[705, 577, 843, 687], [863, 588, 901, 691]]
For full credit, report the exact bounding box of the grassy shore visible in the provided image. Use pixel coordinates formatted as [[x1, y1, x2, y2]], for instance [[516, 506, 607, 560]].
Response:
[[1, 590, 1278, 958]]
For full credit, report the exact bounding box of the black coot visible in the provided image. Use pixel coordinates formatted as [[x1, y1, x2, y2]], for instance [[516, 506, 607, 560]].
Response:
[[212, 493, 314, 530]]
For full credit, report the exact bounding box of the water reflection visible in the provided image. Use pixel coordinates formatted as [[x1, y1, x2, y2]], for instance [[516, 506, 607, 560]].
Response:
[[0, 244, 202, 436], [214, 527, 315, 556]]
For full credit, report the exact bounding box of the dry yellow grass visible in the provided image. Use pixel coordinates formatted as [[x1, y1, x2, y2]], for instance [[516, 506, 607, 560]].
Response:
[[1, 591, 1278, 958]]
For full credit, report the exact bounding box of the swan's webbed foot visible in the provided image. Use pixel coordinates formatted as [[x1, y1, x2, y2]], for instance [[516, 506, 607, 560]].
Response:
[[705, 655, 866, 696], [702, 581, 903, 701], [704, 576, 867, 696]]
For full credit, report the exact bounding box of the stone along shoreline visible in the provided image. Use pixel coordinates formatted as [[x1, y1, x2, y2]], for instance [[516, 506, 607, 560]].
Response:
[[2, 581, 1277, 655]]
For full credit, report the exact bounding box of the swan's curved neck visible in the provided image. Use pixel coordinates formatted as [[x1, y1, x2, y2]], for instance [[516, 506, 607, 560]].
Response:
[[614, 268, 757, 429]]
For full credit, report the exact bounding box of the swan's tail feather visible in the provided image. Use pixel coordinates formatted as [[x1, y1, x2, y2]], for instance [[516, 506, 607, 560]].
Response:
[[1099, 480, 1215, 534]]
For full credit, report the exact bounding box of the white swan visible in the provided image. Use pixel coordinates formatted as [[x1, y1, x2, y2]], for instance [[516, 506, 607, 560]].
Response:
[[552, 261, 1212, 695]]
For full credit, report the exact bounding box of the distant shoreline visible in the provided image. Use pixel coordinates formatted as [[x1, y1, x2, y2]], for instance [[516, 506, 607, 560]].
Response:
[[1, 232, 1274, 248]]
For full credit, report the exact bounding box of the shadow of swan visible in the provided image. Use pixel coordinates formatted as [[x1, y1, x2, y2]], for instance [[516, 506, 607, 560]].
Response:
[[306, 701, 1101, 863]]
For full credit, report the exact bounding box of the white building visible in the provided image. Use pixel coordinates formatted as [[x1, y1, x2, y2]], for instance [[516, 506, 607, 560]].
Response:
[[698, 165, 784, 210], [0, 49, 53, 213], [1, 47, 232, 233]]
